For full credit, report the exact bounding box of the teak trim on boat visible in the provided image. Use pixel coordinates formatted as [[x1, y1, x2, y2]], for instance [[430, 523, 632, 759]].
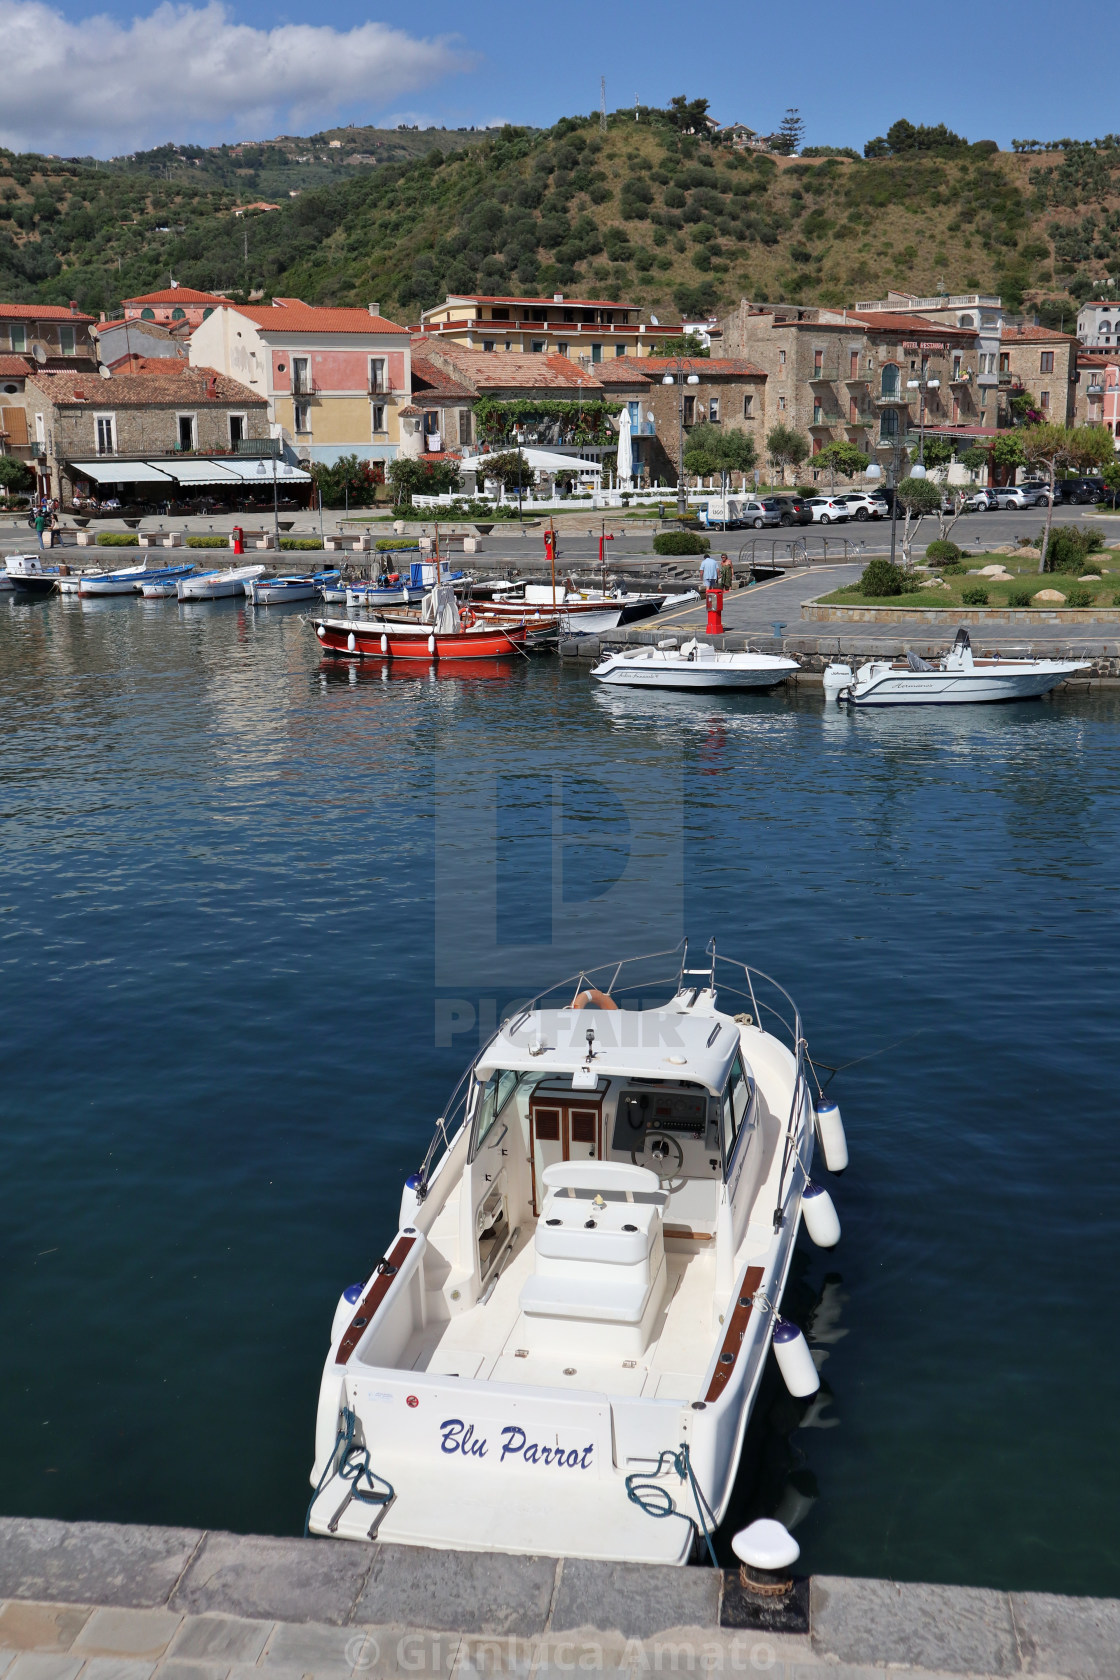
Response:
[[704, 1264, 765, 1403], [335, 1234, 417, 1366]]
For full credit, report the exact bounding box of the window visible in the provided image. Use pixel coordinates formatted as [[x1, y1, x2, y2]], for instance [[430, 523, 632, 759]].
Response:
[[999, 352, 1010, 373], [812, 435, 822, 454], [778, 349, 786, 367], [720, 1054, 753, 1168], [228, 414, 245, 447], [616, 344, 627, 356], [628, 401, 640, 427], [140, 308, 155, 321], [531, 340, 545, 354], [591, 343, 602, 363], [1101, 322, 1111, 337], [292, 356, 311, 394], [880, 363, 900, 396], [778, 394, 786, 411], [369, 357, 386, 393], [879, 408, 899, 439], [813, 349, 823, 375], [959, 313, 975, 328], [555, 343, 568, 356], [482, 340, 495, 353], [59, 325, 76, 356], [171, 307, 185, 321], [10, 324, 26, 352], [849, 397, 858, 423], [953, 355, 962, 379], [813, 402, 822, 424], [294, 400, 311, 434], [458, 409, 473, 446], [490, 308, 510, 321], [743, 394, 753, 417], [94, 414, 115, 454], [683, 395, 696, 424], [371, 403, 386, 435], [709, 397, 720, 423], [1040, 351, 1054, 374], [1040, 390, 1050, 410], [504, 341, 512, 352], [472, 1069, 518, 1158], [177, 414, 196, 451]]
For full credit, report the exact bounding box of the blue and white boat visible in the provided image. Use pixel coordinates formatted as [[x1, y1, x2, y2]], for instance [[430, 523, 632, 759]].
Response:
[[247, 570, 341, 605], [138, 565, 197, 598]]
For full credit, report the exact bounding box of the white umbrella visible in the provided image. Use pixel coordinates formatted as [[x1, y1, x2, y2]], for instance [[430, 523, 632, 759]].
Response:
[[615, 406, 633, 486]]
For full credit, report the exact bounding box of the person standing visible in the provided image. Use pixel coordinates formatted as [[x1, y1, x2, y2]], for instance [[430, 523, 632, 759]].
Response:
[[701, 549, 720, 593], [718, 552, 734, 590], [34, 505, 47, 549]]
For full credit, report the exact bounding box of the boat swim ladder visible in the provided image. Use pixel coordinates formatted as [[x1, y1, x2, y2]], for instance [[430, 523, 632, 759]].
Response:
[[305, 1404, 395, 1539]]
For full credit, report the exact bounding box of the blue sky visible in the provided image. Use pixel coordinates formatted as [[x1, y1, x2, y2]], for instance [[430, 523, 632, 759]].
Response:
[[0, 0, 1104, 157]]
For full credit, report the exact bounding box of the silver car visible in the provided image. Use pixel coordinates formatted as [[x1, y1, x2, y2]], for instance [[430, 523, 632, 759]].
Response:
[[734, 499, 782, 529]]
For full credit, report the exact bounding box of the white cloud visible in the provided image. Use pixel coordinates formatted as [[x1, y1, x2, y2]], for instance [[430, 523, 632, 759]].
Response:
[[0, 0, 478, 154]]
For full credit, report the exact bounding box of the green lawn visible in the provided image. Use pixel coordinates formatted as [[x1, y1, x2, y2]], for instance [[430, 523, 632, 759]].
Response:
[[818, 552, 1120, 610]]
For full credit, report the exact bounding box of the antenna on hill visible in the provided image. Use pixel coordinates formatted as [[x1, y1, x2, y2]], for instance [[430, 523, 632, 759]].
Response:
[[635, 93, 639, 122], [600, 77, 607, 133]]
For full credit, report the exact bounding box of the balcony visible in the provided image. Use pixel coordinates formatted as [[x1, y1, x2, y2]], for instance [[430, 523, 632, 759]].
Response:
[[1087, 383, 1104, 397], [291, 376, 317, 397], [873, 390, 908, 406]]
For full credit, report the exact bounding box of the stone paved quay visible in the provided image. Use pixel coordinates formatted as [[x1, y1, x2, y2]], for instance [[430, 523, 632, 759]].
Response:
[[0, 1519, 1116, 1680]]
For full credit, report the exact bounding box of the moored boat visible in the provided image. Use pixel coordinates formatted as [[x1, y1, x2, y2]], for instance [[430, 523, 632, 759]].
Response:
[[248, 570, 340, 605], [592, 638, 800, 690], [5, 555, 62, 595], [78, 561, 185, 596], [306, 940, 844, 1562], [828, 628, 1090, 706], [473, 585, 675, 636], [313, 581, 527, 661], [177, 564, 266, 601]]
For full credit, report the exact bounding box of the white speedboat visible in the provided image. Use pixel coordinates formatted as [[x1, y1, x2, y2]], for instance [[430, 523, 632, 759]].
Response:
[[827, 628, 1090, 706], [177, 564, 266, 601], [474, 585, 674, 637], [5, 555, 62, 595], [248, 570, 340, 605], [592, 639, 799, 691], [307, 941, 846, 1564]]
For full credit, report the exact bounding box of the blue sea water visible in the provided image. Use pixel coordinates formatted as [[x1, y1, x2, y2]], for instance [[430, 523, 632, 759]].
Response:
[[1, 592, 1118, 1596]]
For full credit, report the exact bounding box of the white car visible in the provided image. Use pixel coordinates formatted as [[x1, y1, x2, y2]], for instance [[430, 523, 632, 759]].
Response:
[[992, 487, 1029, 510], [963, 488, 999, 512], [832, 493, 885, 521], [804, 496, 851, 524]]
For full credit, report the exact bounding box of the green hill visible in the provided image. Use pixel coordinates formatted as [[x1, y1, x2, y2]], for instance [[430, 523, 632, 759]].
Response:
[[2, 110, 1118, 327]]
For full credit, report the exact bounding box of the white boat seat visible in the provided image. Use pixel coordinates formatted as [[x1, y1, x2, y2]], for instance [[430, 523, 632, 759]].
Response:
[[521, 1181, 665, 1326], [541, 1161, 660, 1197], [519, 1272, 653, 1323]]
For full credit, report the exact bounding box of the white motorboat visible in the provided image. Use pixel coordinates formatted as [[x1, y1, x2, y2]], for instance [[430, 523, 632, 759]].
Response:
[[307, 941, 845, 1564], [592, 638, 799, 691], [248, 570, 340, 605], [827, 628, 1090, 706], [78, 561, 186, 597], [177, 564, 266, 601], [474, 586, 673, 637], [5, 555, 62, 595]]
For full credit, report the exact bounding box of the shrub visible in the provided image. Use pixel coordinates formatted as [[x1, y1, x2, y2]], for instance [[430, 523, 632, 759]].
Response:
[[941, 561, 966, 576], [925, 539, 963, 565], [376, 538, 420, 551], [280, 538, 322, 550], [187, 535, 228, 548], [858, 557, 905, 596], [653, 531, 710, 555], [1065, 586, 1093, 607], [97, 533, 139, 546], [1044, 524, 1104, 573], [1007, 586, 1033, 607], [961, 585, 989, 605]]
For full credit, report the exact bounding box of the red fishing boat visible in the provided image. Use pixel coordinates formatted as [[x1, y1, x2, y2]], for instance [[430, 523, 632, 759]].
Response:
[[311, 594, 528, 663]]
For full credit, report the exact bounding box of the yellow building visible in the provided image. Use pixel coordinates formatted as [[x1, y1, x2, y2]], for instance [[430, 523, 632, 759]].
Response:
[[419, 294, 681, 362], [190, 298, 411, 465]]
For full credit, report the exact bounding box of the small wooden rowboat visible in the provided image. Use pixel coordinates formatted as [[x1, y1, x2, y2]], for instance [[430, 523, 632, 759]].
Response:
[[311, 610, 528, 662]]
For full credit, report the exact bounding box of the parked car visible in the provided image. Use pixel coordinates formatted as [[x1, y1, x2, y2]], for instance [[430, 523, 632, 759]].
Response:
[[963, 488, 999, 512], [1018, 485, 1054, 507], [1056, 476, 1106, 504], [831, 492, 885, 521], [992, 487, 1029, 510], [761, 494, 813, 526], [803, 496, 851, 524], [732, 498, 782, 529]]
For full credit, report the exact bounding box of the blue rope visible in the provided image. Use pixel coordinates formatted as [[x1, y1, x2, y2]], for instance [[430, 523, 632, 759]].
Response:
[[304, 1405, 395, 1537], [624, 1443, 719, 1568]]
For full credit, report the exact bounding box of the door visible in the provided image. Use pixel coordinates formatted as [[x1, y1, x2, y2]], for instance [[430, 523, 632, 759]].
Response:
[[529, 1094, 603, 1213]]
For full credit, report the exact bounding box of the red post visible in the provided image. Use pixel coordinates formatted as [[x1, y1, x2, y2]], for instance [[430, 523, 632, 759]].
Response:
[[706, 587, 724, 635], [232, 525, 244, 555], [598, 531, 614, 565]]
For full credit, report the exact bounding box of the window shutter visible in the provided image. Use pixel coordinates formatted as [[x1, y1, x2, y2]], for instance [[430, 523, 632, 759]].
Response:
[[1, 406, 28, 446]]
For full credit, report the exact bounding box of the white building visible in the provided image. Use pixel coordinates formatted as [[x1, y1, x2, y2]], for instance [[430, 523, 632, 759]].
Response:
[[1076, 301, 1120, 349]]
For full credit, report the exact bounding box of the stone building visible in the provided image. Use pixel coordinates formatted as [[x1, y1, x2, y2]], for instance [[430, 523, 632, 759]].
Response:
[[997, 323, 1078, 427], [615, 356, 768, 477], [24, 367, 273, 505]]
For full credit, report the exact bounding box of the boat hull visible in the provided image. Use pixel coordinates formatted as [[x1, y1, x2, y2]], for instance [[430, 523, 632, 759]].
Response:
[[9, 574, 57, 595], [593, 657, 798, 690], [844, 667, 1087, 704], [178, 565, 266, 600], [249, 580, 320, 604], [313, 615, 527, 661]]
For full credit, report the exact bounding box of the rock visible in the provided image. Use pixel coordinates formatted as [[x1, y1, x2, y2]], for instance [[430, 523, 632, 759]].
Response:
[[977, 564, 1012, 576], [919, 578, 948, 588], [1011, 546, 1040, 557], [1033, 588, 1067, 603], [1078, 573, 1102, 581]]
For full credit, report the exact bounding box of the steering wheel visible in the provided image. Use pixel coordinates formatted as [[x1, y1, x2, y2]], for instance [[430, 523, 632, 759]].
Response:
[[631, 1129, 685, 1188]]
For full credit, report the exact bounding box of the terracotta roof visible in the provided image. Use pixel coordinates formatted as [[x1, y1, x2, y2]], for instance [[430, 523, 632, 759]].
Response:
[[1078, 301, 1120, 308], [420, 344, 608, 393], [844, 310, 979, 339], [123, 287, 227, 307], [1078, 351, 1115, 365], [28, 368, 264, 406], [224, 298, 408, 335], [112, 355, 191, 374], [621, 356, 767, 378], [0, 302, 94, 322], [1000, 323, 1077, 343], [589, 361, 654, 386], [0, 355, 32, 376], [410, 355, 476, 399], [397, 404, 423, 418]]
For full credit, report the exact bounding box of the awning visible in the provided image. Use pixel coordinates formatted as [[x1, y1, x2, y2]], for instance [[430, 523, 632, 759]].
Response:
[[460, 449, 603, 476], [216, 457, 312, 483], [69, 460, 175, 484], [153, 459, 242, 486]]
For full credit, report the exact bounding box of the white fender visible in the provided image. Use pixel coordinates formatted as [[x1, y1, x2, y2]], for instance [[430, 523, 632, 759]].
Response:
[[815, 1098, 848, 1173], [346, 631, 356, 653], [428, 633, 436, 655], [380, 634, 388, 654], [773, 1317, 820, 1397], [802, 1181, 841, 1248]]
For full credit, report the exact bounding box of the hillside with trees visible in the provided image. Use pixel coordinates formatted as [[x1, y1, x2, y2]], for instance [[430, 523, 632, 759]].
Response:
[[2, 102, 1119, 326]]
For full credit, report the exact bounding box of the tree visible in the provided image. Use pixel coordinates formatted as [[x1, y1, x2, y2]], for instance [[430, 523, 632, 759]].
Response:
[[772, 109, 804, 157], [654, 333, 710, 358], [815, 439, 869, 489], [683, 422, 758, 504], [387, 455, 461, 507], [310, 454, 384, 509], [1102, 456, 1120, 509], [895, 475, 942, 563], [667, 96, 711, 135], [1019, 424, 1079, 572], [0, 455, 34, 495], [911, 435, 954, 471], [991, 431, 1025, 481], [958, 444, 989, 477], [479, 449, 530, 493], [766, 424, 809, 485]]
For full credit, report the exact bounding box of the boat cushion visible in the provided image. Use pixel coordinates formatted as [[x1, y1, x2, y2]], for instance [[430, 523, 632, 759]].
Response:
[[520, 1270, 654, 1324]]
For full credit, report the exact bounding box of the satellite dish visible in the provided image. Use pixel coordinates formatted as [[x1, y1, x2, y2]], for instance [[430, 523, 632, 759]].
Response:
[[31, 342, 48, 364], [646, 410, 654, 422], [98, 364, 112, 379], [650, 314, 659, 325]]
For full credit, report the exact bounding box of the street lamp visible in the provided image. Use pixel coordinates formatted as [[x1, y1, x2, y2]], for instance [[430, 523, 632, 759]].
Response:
[[662, 358, 701, 518], [866, 434, 911, 568], [906, 371, 941, 473]]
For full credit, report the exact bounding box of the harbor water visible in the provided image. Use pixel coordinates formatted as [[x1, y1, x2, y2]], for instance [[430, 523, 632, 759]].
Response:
[[1, 592, 1118, 1597]]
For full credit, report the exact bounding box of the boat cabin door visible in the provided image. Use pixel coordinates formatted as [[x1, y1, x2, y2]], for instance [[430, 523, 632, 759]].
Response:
[[528, 1086, 604, 1215]]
